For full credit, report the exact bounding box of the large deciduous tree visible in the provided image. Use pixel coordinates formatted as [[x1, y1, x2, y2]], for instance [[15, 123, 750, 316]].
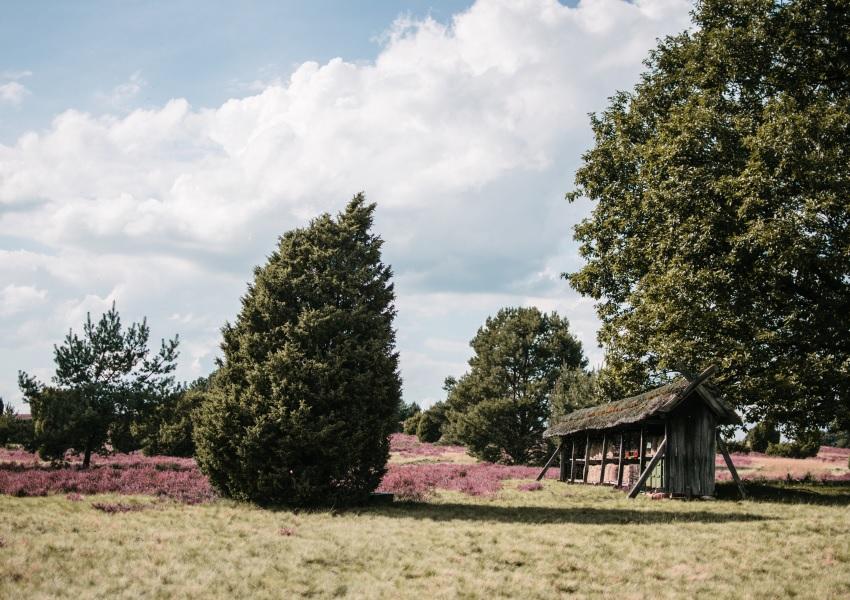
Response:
[[567, 0, 850, 433], [444, 307, 586, 464], [193, 194, 401, 506], [18, 304, 180, 467]]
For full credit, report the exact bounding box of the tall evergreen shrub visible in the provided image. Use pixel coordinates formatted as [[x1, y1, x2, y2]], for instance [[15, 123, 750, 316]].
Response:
[[194, 195, 401, 506]]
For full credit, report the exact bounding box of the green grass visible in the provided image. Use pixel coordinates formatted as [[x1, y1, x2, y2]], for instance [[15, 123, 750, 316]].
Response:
[[2, 481, 850, 599]]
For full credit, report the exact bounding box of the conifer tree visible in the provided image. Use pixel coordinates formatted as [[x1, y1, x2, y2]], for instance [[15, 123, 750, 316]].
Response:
[[194, 194, 401, 506]]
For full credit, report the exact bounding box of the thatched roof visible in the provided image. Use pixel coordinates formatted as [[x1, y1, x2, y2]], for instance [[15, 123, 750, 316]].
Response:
[[543, 376, 740, 438]]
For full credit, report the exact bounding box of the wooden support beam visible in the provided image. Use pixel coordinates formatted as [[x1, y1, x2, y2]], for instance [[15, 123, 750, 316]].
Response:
[[628, 437, 667, 499], [536, 442, 563, 481], [582, 433, 591, 482], [616, 432, 625, 488], [638, 427, 646, 475], [558, 440, 568, 482], [717, 434, 746, 499], [598, 434, 608, 484], [569, 437, 577, 483]]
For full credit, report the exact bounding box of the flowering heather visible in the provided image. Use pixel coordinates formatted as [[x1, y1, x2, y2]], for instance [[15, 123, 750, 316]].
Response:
[[378, 461, 556, 500], [0, 450, 215, 504], [389, 433, 466, 458]]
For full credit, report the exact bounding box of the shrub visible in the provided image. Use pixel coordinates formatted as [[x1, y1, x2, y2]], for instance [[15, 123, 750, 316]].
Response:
[[745, 421, 780, 453], [402, 413, 422, 435], [416, 402, 447, 443], [194, 195, 401, 506], [766, 431, 821, 459], [721, 439, 749, 454]]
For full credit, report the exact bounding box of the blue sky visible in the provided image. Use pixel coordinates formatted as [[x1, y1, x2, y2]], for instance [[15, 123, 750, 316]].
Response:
[[0, 0, 693, 409]]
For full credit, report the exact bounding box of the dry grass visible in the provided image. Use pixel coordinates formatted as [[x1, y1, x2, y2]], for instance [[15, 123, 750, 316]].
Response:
[[2, 481, 850, 599]]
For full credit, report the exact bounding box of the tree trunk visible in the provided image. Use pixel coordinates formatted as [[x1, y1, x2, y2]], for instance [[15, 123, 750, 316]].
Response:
[[82, 444, 92, 469]]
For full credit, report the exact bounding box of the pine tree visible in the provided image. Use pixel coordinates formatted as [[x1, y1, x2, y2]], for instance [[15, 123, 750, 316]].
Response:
[[444, 307, 586, 464], [194, 194, 401, 506]]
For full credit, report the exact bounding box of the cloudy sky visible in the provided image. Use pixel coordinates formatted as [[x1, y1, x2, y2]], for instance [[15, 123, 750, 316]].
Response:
[[0, 0, 693, 410]]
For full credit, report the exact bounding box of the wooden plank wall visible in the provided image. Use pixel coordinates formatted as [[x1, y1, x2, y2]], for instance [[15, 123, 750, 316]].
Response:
[[666, 396, 716, 496]]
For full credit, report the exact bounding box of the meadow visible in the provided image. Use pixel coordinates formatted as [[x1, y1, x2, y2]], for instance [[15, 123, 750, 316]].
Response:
[[1, 436, 850, 599]]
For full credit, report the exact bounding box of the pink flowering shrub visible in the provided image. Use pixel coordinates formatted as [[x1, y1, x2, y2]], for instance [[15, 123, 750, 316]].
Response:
[[378, 461, 555, 500], [389, 433, 466, 458], [0, 449, 215, 504]]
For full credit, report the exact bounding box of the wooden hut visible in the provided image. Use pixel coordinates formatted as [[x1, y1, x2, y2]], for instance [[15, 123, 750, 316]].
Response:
[[537, 366, 746, 499]]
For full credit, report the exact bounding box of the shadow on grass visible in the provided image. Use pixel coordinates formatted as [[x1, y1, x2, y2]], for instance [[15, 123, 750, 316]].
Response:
[[717, 481, 850, 506], [370, 502, 768, 525]]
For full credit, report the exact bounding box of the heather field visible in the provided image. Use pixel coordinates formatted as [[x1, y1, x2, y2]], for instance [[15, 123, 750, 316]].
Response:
[[2, 436, 850, 599]]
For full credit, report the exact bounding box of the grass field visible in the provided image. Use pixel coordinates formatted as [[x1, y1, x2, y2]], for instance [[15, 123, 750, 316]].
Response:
[[2, 438, 850, 599]]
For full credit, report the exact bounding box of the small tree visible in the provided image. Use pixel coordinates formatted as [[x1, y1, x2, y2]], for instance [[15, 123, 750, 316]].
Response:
[[18, 303, 179, 467], [396, 400, 421, 432], [416, 402, 448, 443], [0, 398, 14, 445], [193, 194, 401, 506], [745, 420, 780, 453], [444, 307, 586, 464]]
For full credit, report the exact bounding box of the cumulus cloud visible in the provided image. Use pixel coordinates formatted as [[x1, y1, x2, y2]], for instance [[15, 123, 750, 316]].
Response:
[[0, 0, 692, 407], [0, 81, 30, 106]]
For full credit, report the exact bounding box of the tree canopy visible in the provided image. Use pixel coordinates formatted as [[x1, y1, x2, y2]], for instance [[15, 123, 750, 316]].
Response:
[[18, 303, 180, 466], [567, 0, 850, 433], [444, 307, 586, 464], [193, 194, 401, 506]]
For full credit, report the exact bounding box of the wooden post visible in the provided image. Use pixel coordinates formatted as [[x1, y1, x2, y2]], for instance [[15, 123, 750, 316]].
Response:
[[628, 437, 667, 499], [582, 433, 591, 482], [598, 434, 609, 484], [569, 437, 577, 483], [663, 419, 669, 492], [717, 434, 746, 499], [616, 432, 625, 488], [535, 442, 562, 481], [638, 427, 646, 475], [558, 440, 568, 482]]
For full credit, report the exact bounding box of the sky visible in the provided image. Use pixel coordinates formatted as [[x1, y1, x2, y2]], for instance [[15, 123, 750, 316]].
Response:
[[0, 0, 694, 410]]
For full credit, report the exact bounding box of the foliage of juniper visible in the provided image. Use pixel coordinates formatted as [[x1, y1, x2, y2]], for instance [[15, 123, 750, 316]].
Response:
[[444, 307, 586, 464], [566, 0, 850, 433], [18, 303, 180, 467], [193, 195, 401, 506]]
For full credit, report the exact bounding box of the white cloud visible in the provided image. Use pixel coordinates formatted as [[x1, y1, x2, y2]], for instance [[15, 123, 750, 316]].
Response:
[[0, 81, 30, 106], [0, 0, 692, 407], [96, 71, 146, 108], [0, 284, 47, 316]]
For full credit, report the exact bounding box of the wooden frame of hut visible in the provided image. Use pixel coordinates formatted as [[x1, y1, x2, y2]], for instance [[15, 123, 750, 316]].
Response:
[[537, 366, 746, 499]]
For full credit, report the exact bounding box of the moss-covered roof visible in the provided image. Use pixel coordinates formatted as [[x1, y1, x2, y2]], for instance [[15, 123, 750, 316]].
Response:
[[543, 377, 740, 438]]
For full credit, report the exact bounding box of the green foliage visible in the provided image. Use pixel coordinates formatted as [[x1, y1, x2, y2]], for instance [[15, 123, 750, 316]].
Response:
[[745, 421, 780, 453], [550, 367, 601, 423], [444, 307, 586, 464], [402, 413, 422, 436], [566, 0, 850, 430], [396, 400, 421, 432], [721, 439, 749, 454], [0, 399, 15, 445], [133, 376, 211, 457], [766, 430, 822, 458], [18, 303, 180, 466], [416, 402, 447, 443], [193, 195, 401, 506]]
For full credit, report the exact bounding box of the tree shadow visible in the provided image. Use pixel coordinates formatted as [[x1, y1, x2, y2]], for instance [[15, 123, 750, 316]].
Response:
[[716, 481, 850, 506], [367, 501, 769, 525]]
